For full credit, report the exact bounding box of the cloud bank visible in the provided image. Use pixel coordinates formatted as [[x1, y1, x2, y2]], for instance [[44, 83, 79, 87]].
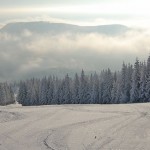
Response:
[[0, 28, 150, 81]]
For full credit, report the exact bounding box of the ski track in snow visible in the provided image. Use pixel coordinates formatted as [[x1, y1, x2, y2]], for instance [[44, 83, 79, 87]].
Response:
[[0, 103, 150, 150]]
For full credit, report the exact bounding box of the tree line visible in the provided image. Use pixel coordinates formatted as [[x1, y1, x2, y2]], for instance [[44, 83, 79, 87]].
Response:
[[16, 56, 150, 106], [0, 82, 15, 105]]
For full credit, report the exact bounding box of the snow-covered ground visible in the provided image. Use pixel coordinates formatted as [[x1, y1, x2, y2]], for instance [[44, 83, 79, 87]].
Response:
[[0, 103, 150, 150]]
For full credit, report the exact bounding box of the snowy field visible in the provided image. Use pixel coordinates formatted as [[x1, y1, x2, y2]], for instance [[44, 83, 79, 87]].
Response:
[[0, 103, 150, 150]]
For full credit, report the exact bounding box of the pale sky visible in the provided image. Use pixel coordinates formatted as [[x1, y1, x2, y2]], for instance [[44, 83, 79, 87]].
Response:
[[1, 0, 150, 27]]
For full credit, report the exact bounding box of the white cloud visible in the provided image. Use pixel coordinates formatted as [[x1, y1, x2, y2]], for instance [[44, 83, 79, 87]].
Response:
[[0, 28, 150, 81], [24, 30, 150, 55]]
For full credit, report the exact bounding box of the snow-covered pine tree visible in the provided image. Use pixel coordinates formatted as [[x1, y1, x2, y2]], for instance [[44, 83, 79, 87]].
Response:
[[47, 76, 54, 104], [30, 78, 40, 105], [51, 77, 61, 104], [120, 63, 128, 103], [63, 74, 72, 104], [115, 73, 122, 104], [90, 72, 99, 104], [130, 58, 140, 103], [25, 80, 32, 105], [72, 73, 80, 104], [111, 72, 118, 103], [0, 84, 5, 105], [98, 70, 105, 104], [102, 69, 113, 104], [120, 64, 133, 103], [17, 81, 27, 105], [39, 77, 48, 105], [79, 70, 90, 104], [145, 56, 150, 102], [139, 62, 147, 102], [125, 64, 133, 102]]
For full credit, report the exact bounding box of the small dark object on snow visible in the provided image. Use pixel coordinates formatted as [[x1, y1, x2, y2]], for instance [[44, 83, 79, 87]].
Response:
[[95, 136, 96, 139]]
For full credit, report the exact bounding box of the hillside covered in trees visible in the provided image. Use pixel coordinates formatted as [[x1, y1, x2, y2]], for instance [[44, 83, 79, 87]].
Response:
[[16, 55, 150, 106]]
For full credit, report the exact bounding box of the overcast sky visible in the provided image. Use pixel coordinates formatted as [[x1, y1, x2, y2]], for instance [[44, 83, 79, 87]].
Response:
[[1, 0, 150, 27]]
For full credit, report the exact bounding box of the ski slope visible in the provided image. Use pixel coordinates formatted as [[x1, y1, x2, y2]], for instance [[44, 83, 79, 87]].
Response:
[[0, 103, 150, 150]]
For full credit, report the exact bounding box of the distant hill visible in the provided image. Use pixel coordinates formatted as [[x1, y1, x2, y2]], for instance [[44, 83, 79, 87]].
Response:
[[0, 21, 129, 35]]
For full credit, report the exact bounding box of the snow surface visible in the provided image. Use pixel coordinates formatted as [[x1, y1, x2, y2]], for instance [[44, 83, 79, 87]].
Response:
[[0, 103, 150, 150]]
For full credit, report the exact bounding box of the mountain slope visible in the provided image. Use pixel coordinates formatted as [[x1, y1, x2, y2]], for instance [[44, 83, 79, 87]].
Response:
[[0, 21, 129, 35]]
